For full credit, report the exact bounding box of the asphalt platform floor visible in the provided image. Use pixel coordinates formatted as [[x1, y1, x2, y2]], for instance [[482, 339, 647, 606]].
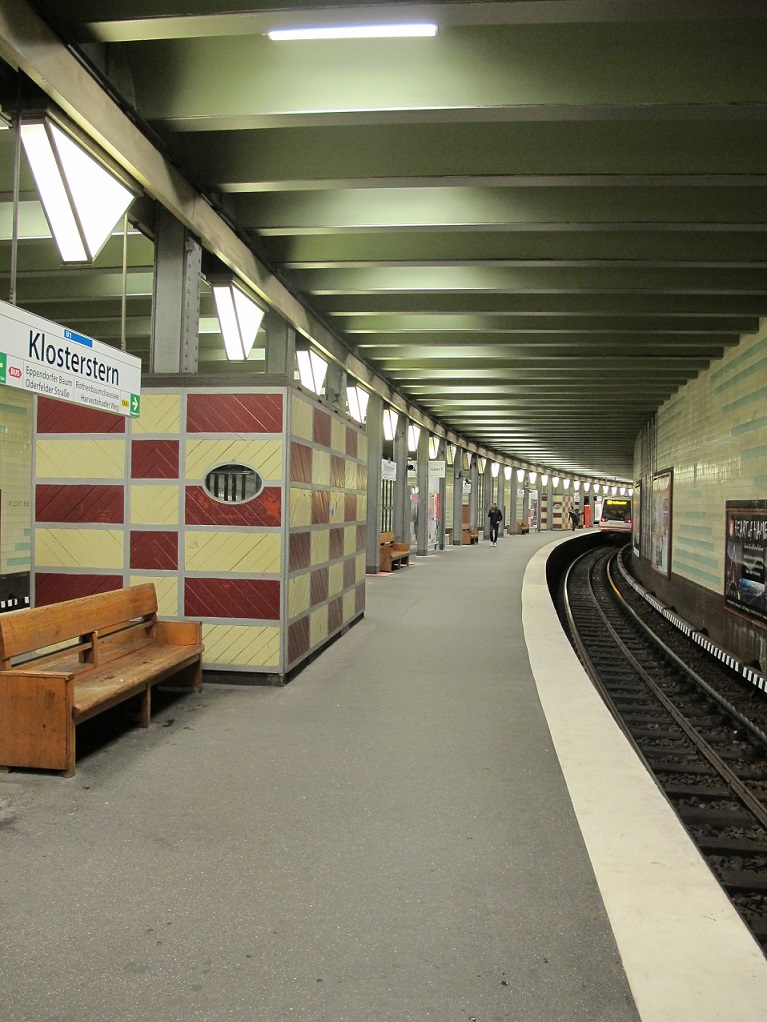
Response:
[[1, 530, 766, 1021]]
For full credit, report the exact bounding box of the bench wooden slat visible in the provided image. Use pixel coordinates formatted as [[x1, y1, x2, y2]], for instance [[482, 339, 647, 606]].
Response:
[[73, 645, 202, 721], [0, 584, 157, 664]]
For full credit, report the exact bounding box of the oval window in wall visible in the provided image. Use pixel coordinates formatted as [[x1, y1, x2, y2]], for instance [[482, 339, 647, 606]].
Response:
[[203, 463, 264, 504]]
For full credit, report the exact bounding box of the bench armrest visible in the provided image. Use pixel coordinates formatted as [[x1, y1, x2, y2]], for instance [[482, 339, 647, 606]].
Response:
[[153, 619, 203, 646]]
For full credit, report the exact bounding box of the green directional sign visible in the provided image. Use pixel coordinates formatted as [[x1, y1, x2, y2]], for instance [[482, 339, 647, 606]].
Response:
[[130, 393, 140, 417], [0, 351, 5, 385]]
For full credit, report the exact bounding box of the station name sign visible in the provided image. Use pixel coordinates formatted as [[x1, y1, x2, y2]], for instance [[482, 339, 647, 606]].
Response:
[[0, 299, 141, 417]]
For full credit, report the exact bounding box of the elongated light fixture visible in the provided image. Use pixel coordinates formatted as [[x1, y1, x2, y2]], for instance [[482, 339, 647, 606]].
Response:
[[382, 408, 398, 441], [296, 349, 328, 394], [346, 384, 369, 424], [407, 424, 421, 452], [504, 466, 512, 481], [491, 462, 500, 478], [463, 451, 472, 471], [446, 443, 456, 467], [516, 468, 525, 483], [541, 474, 549, 486], [268, 23, 437, 40], [211, 278, 266, 361], [529, 471, 537, 485], [21, 117, 136, 264], [428, 436, 440, 460], [552, 476, 560, 488], [564, 478, 571, 490]]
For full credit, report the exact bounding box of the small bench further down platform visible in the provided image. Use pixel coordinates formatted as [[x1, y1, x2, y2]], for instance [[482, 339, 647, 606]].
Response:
[[0, 584, 204, 777], [379, 531, 410, 572]]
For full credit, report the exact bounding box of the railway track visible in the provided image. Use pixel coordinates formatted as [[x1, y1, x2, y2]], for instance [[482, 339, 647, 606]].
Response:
[[561, 543, 767, 951]]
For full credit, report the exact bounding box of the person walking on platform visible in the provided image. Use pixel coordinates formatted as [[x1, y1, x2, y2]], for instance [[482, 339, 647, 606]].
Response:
[[569, 506, 580, 531], [488, 502, 503, 545]]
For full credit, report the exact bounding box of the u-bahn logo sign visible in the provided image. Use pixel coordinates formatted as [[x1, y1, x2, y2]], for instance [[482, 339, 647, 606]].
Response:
[[0, 298, 141, 417]]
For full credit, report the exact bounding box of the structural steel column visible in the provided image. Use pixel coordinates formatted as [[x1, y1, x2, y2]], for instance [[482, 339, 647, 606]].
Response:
[[510, 474, 518, 534], [325, 362, 346, 415], [438, 441, 447, 551], [151, 207, 201, 374], [416, 428, 429, 556], [469, 456, 478, 533], [393, 416, 408, 544], [366, 393, 383, 573], [265, 310, 296, 376], [497, 473, 506, 541], [452, 452, 463, 545]]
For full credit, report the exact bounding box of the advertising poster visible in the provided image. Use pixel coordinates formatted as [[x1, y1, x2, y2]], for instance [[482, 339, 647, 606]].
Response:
[[725, 501, 767, 626], [650, 470, 672, 577], [632, 483, 641, 556]]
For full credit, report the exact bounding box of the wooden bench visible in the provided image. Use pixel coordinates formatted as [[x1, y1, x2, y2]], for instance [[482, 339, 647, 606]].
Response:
[[379, 531, 410, 572], [517, 520, 530, 535], [0, 584, 204, 777], [469, 528, 479, 544]]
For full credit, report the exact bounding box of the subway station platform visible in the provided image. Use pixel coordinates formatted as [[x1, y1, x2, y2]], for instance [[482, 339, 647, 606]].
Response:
[[1, 533, 767, 1021]]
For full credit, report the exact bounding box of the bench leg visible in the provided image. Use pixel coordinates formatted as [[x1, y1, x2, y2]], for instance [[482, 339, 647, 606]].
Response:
[[127, 686, 152, 728]]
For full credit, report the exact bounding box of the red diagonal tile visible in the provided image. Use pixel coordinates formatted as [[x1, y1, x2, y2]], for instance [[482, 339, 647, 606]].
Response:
[[36, 484, 124, 524], [187, 393, 283, 433]]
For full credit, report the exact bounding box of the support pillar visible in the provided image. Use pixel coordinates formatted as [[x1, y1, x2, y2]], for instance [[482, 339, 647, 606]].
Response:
[[469, 456, 478, 534], [416, 428, 429, 557], [366, 393, 384, 573], [482, 461, 493, 539], [393, 416, 408, 545], [151, 207, 202, 374], [452, 452, 463, 545], [324, 361, 346, 415], [265, 310, 296, 376]]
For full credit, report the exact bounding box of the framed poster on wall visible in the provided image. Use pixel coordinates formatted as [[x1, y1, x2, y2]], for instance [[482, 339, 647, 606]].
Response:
[[725, 500, 767, 626], [650, 469, 672, 578]]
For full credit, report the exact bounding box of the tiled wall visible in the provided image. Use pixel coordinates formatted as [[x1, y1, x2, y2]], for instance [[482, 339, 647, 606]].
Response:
[[286, 393, 367, 672], [634, 321, 767, 596], [0, 389, 32, 601], [33, 386, 367, 679]]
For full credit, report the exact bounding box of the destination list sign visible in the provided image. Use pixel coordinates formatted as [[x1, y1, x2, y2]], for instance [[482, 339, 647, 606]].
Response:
[[0, 298, 141, 417]]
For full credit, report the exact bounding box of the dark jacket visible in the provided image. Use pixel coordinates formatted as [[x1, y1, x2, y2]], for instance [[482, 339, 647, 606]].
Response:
[[488, 506, 503, 525]]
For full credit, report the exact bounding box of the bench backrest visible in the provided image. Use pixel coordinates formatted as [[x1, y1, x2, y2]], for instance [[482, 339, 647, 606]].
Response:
[[0, 584, 158, 666], [379, 532, 395, 544]]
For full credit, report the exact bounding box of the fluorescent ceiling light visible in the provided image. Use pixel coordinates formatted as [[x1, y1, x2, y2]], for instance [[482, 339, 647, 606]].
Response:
[[21, 118, 135, 263], [407, 424, 420, 452], [516, 468, 525, 483], [491, 462, 500, 478], [428, 436, 440, 460], [346, 384, 369, 424], [382, 408, 398, 441], [268, 23, 437, 41], [211, 280, 266, 361], [504, 466, 512, 481], [296, 349, 328, 394]]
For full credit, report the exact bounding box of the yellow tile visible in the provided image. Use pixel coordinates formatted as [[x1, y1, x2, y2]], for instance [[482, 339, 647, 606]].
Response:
[[36, 438, 126, 480], [130, 485, 180, 525], [329, 561, 344, 596], [331, 417, 346, 453], [356, 552, 366, 582], [35, 527, 123, 569], [357, 494, 368, 522], [311, 529, 329, 565], [291, 394, 314, 441], [345, 461, 357, 490], [358, 434, 368, 462], [289, 574, 311, 618], [329, 491, 344, 524], [129, 575, 179, 616], [344, 526, 356, 556], [131, 393, 181, 435], [289, 487, 312, 527], [311, 607, 328, 647], [343, 590, 356, 622], [203, 623, 280, 668], [186, 531, 281, 574], [313, 449, 330, 487], [186, 438, 283, 484]]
